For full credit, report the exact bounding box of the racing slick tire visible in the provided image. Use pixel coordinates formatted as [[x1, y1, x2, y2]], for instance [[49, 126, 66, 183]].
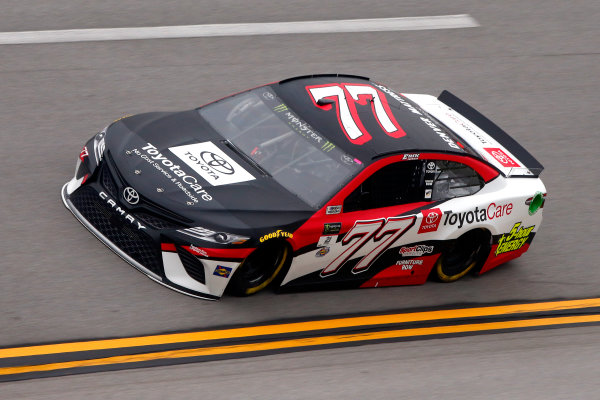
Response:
[[228, 241, 290, 296], [434, 229, 490, 282]]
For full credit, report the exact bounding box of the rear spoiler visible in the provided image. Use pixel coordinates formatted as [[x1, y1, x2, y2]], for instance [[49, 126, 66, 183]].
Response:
[[437, 90, 543, 176]]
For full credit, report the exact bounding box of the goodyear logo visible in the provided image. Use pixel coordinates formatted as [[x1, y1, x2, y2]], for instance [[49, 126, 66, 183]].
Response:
[[213, 265, 232, 278], [495, 222, 535, 256], [259, 230, 293, 243]]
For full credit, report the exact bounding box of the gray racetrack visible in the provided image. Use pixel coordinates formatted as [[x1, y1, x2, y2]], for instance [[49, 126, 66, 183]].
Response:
[[1, 0, 599, 397]]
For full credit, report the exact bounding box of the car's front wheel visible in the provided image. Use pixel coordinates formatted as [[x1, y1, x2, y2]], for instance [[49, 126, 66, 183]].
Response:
[[434, 229, 489, 282], [228, 241, 290, 296]]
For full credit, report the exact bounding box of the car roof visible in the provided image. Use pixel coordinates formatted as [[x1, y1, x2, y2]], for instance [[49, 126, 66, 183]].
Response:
[[271, 74, 470, 164]]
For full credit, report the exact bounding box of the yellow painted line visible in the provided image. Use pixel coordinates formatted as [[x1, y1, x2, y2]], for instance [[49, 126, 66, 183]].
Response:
[[1, 314, 599, 376], [1, 298, 599, 359]]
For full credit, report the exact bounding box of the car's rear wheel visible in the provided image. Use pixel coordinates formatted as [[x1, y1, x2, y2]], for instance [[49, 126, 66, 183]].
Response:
[[228, 241, 290, 296], [434, 229, 489, 282]]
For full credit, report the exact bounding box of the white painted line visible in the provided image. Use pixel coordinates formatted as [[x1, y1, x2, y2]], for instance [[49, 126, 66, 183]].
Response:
[[0, 15, 479, 45]]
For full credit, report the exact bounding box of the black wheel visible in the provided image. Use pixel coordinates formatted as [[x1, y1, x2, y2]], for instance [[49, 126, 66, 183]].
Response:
[[434, 230, 489, 282], [228, 241, 290, 296]]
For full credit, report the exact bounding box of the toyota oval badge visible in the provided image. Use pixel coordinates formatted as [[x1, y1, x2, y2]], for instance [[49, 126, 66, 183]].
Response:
[[123, 187, 140, 205]]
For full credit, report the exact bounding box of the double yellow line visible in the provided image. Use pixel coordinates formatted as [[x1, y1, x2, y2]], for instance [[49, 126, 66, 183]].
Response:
[[2, 298, 600, 380]]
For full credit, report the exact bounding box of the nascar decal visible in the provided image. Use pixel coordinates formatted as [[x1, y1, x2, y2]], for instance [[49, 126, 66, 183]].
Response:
[[495, 222, 534, 256], [169, 141, 255, 186], [321, 216, 416, 277], [306, 83, 406, 145]]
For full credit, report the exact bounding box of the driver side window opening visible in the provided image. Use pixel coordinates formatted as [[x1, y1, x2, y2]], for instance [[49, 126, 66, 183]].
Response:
[[344, 161, 423, 212]]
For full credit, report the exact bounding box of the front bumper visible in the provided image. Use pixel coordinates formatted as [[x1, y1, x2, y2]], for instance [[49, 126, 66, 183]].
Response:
[[62, 180, 232, 301]]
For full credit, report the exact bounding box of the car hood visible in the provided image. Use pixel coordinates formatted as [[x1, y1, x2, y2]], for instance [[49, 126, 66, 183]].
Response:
[[104, 111, 314, 231]]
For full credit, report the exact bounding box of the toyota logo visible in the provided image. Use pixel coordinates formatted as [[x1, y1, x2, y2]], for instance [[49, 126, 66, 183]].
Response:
[[427, 162, 436, 170], [123, 187, 140, 205], [200, 151, 234, 175], [425, 213, 439, 224]]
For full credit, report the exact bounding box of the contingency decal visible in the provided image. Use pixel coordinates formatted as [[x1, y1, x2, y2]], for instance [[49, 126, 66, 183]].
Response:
[[213, 265, 232, 278], [259, 230, 293, 243], [306, 83, 406, 145], [484, 148, 520, 168], [169, 141, 255, 186]]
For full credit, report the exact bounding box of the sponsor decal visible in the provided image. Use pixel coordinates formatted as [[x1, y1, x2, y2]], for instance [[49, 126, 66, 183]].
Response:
[[484, 148, 520, 168], [443, 202, 513, 229], [122, 187, 140, 205], [79, 146, 88, 161], [169, 141, 255, 186], [341, 154, 354, 165], [262, 91, 275, 101], [326, 205, 342, 215], [98, 191, 146, 230], [315, 247, 330, 257], [419, 117, 460, 149], [317, 235, 336, 247], [395, 259, 423, 270], [213, 265, 232, 278], [321, 141, 335, 152], [426, 161, 436, 171], [402, 153, 419, 161], [425, 179, 434, 186], [424, 189, 432, 199], [400, 244, 434, 257], [135, 143, 212, 203], [371, 84, 422, 115], [495, 222, 535, 256], [273, 103, 288, 112], [259, 230, 293, 243], [189, 244, 209, 257], [418, 208, 442, 234], [323, 223, 342, 235], [444, 112, 491, 144]]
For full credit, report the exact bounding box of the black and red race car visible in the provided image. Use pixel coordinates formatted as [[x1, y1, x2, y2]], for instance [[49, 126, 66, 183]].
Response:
[[62, 74, 546, 300]]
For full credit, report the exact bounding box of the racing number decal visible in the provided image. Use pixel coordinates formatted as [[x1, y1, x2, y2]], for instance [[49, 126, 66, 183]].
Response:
[[320, 216, 416, 277], [306, 83, 406, 145]]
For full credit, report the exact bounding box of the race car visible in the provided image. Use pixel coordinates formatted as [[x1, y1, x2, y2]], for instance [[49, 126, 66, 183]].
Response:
[[62, 74, 546, 300]]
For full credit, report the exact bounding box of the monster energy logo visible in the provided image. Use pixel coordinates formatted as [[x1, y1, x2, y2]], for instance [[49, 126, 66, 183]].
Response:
[[321, 141, 335, 152], [273, 104, 288, 112]]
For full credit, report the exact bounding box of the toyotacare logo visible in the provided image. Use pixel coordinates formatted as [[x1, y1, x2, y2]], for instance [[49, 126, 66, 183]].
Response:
[[418, 208, 442, 234]]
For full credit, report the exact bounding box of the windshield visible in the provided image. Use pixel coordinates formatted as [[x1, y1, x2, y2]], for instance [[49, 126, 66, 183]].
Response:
[[199, 87, 363, 207]]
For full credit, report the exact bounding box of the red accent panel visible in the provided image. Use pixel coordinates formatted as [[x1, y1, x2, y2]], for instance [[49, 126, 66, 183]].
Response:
[[360, 254, 439, 288], [479, 243, 530, 274], [182, 246, 254, 260], [161, 243, 176, 252]]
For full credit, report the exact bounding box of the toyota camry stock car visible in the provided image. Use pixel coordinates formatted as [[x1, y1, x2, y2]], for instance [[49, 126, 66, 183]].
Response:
[[62, 74, 546, 300]]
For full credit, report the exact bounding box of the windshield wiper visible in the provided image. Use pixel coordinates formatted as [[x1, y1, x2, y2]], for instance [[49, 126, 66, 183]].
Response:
[[221, 140, 271, 177]]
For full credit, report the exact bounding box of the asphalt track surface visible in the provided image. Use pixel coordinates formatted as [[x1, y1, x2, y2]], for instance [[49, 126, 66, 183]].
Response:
[[1, 0, 599, 398]]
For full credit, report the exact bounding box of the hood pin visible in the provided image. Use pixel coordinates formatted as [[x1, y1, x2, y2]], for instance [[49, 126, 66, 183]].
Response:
[[157, 188, 164, 193], [134, 170, 141, 175]]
